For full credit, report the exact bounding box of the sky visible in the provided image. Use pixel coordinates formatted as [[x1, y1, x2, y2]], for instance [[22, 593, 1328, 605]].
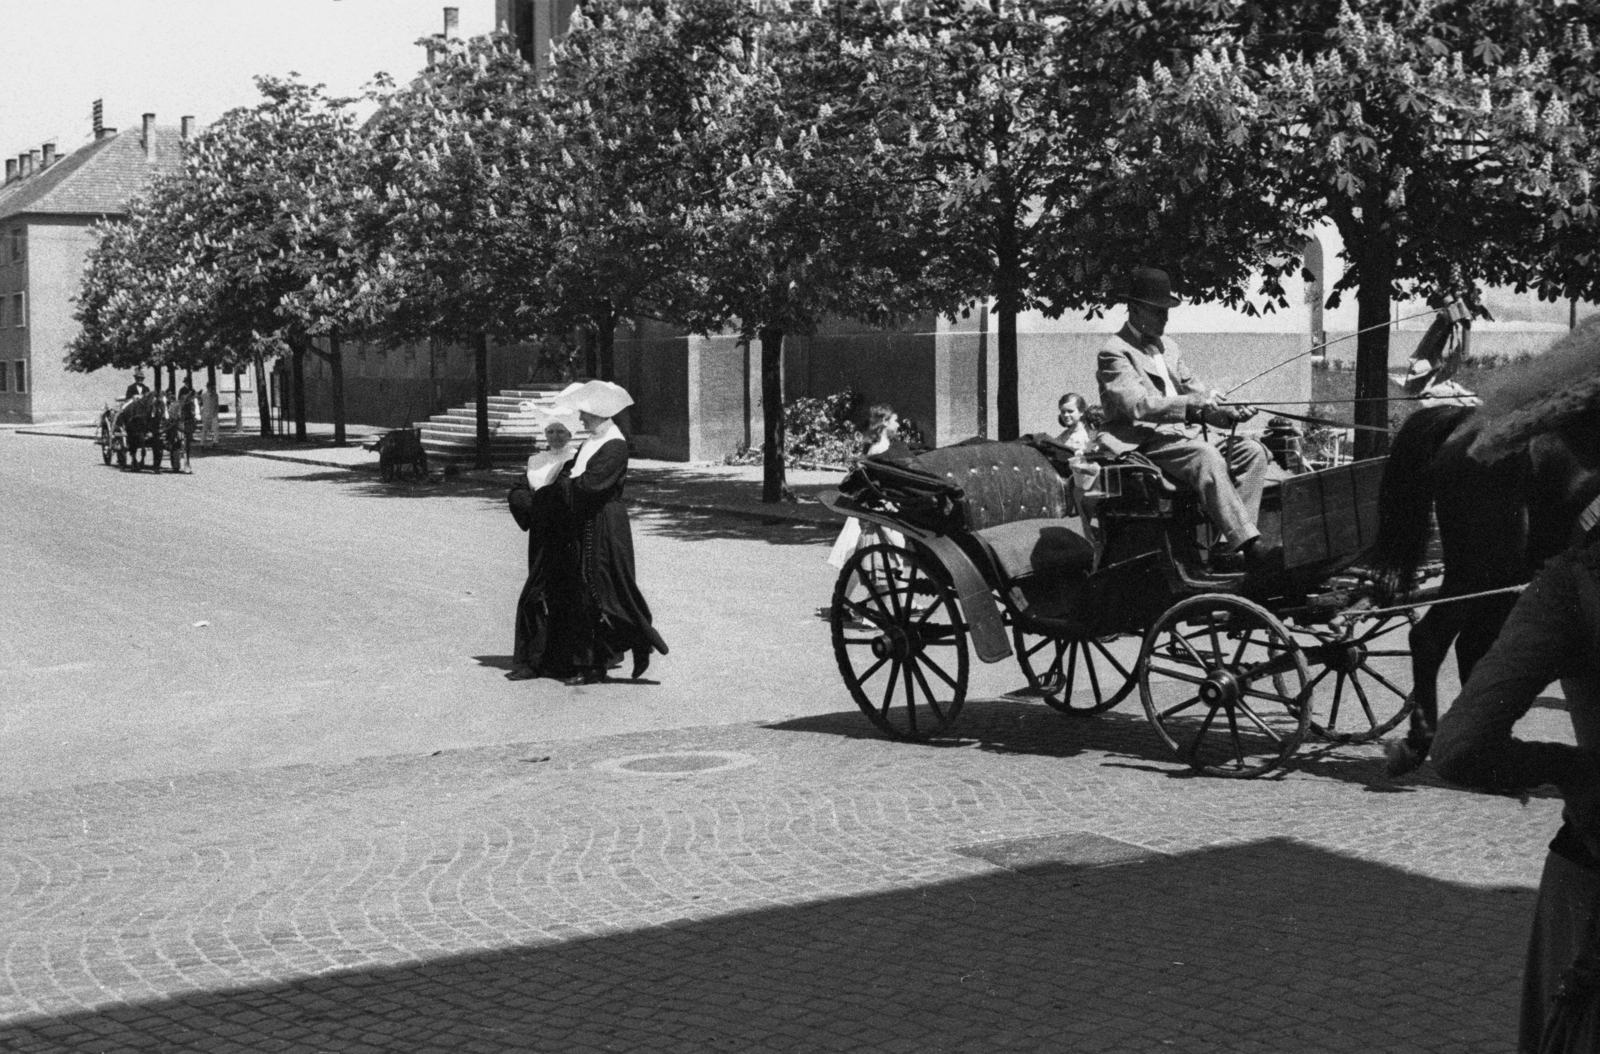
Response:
[[0, 0, 502, 159]]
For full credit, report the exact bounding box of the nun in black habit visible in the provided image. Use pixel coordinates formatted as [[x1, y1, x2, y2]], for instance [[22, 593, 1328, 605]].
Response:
[[553, 381, 669, 685], [506, 420, 581, 680]]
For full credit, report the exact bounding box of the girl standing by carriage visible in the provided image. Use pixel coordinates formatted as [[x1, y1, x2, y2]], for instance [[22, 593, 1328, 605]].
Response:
[[827, 403, 913, 572]]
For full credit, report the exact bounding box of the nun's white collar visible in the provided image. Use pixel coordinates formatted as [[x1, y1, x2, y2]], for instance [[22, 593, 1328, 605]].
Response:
[[572, 418, 624, 477]]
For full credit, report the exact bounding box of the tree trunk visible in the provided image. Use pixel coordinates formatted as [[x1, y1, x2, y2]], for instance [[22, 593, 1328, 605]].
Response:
[[253, 352, 272, 438], [474, 331, 492, 470], [759, 326, 789, 503], [328, 333, 347, 446], [596, 305, 616, 383], [206, 363, 217, 391], [291, 342, 307, 442], [1352, 245, 1395, 461], [995, 217, 1022, 441]]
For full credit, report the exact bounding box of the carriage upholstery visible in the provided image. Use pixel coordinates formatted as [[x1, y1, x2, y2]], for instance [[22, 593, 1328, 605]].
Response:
[[910, 443, 1094, 582]]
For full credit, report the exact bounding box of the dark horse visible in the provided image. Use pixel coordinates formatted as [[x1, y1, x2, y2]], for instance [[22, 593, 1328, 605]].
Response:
[[1369, 318, 1600, 775]]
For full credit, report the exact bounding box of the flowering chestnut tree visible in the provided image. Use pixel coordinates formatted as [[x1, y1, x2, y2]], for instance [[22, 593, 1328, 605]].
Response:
[[1124, 0, 1597, 454]]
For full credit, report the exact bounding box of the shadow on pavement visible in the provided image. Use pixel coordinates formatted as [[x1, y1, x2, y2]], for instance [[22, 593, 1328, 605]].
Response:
[[767, 699, 1470, 791], [0, 838, 1527, 1053]]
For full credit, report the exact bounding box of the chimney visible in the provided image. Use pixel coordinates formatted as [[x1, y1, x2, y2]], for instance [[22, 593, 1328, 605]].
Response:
[[29, 149, 40, 175], [142, 113, 156, 160], [92, 98, 103, 139], [4, 160, 14, 183], [443, 7, 459, 37], [41, 143, 55, 168], [181, 115, 195, 140], [20, 153, 32, 178]]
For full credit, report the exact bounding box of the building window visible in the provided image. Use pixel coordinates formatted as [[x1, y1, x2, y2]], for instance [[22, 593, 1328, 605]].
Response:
[[12, 292, 24, 328], [0, 360, 8, 392], [12, 361, 24, 393], [9, 227, 22, 263]]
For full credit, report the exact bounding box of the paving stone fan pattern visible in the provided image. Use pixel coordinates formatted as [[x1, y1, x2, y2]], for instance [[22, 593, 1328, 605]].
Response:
[[0, 708, 1556, 1052]]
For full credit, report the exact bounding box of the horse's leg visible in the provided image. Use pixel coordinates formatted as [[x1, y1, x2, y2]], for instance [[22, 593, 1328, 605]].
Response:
[[1385, 604, 1461, 776], [1452, 593, 1520, 685]]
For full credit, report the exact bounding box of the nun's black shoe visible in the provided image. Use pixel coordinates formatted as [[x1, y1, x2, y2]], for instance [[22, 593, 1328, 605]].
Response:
[[505, 665, 539, 681], [631, 649, 651, 680], [561, 668, 607, 686]]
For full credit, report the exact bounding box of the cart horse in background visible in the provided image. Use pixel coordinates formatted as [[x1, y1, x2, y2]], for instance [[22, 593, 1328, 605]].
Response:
[[98, 391, 188, 472], [820, 438, 1431, 778]]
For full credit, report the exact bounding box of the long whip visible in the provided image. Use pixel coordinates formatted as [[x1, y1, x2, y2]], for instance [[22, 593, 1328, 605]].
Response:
[[1223, 306, 1452, 396]]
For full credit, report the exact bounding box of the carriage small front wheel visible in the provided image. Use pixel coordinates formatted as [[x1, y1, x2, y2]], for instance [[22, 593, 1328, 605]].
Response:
[[99, 420, 113, 465], [1013, 627, 1136, 715], [1139, 594, 1312, 778], [831, 542, 968, 741]]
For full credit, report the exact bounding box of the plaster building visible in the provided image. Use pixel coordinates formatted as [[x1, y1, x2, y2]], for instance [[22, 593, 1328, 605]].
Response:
[[0, 113, 187, 424]]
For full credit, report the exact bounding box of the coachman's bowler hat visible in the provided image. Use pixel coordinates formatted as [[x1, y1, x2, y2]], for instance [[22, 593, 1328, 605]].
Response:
[[1119, 267, 1182, 309]]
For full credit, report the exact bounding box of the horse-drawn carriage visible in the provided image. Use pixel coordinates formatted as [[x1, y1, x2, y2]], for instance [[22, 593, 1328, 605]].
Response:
[[97, 393, 189, 472], [821, 440, 1426, 778]]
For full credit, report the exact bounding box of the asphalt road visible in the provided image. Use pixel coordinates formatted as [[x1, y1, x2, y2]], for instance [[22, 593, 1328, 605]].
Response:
[[2, 430, 899, 793]]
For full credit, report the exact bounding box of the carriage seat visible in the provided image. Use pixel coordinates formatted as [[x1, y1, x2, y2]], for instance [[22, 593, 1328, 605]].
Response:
[[910, 442, 1095, 581]]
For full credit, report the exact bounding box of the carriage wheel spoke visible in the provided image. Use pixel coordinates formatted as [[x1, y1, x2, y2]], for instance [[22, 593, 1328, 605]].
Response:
[[1241, 685, 1305, 708], [851, 655, 889, 684], [909, 660, 945, 724], [903, 659, 919, 734], [1167, 631, 1212, 671], [1327, 671, 1347, 730], [1360, 665, 1410, 700], [1160, 695, 1203, 721], [1205, 616, 1228, 670], [1082, 641, 1104, 700], [1089, 639, 1131, 680], [919, 652, 960, 691], [1145, 664, 1209, 686], [1226, 708, 1247, 768], [1233, 700, 1285, 744], [1350, 674, 1379, 728], [1187, 706, 1220, 762], [1063, 640, 1080, 700], [879, 661, 902, 717], [1362, 649, 1412, 658], [1229, 628, 1255, 668]]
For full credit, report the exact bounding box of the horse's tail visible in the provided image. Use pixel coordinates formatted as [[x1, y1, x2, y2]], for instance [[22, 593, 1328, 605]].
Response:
[[1368, 404, 1473, 598]]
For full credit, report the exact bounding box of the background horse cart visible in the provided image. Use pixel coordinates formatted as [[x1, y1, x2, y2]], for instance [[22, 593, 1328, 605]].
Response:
[[821, 441, 1434, 778], [97, 394, 189, 472]]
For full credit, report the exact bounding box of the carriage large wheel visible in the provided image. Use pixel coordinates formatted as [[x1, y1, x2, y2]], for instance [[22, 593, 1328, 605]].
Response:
[[408, 448, 429, 481], [1013, 627, 1136, 715], [379, 449, 398, 483], [1139, 594, 1312, 778], [831, 542, 968, 741], [113, 432, 127, 468], [99, 419, 113, 465], [1294, 614, 1416, 744]]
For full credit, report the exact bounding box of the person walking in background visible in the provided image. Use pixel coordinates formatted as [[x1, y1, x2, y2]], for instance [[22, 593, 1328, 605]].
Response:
[[552, 381, 668, 686], [505, 418, 581, 681], [827, 404, 911, 572], [200, 381, 220, 448]]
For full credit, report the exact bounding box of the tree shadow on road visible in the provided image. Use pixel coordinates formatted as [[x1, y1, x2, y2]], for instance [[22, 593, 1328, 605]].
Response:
[[0, 838, 1529, 1053], [260, 468, 840, 546]]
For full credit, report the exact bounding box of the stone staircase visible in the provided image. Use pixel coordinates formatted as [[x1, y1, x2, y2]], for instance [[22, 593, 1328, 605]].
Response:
[[418, 384, 588, 467]]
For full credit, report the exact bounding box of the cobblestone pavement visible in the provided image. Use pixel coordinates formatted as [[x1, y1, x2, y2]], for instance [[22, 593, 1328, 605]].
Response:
[[0, 703, 1565, 1053], [1, 428, 1566, 1052]]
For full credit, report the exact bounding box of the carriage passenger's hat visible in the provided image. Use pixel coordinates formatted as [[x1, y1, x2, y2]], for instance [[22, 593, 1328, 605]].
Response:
[[556, 379, 634, 420], [1117, 267, 1182, 309], [133, 368, 145, 378]]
